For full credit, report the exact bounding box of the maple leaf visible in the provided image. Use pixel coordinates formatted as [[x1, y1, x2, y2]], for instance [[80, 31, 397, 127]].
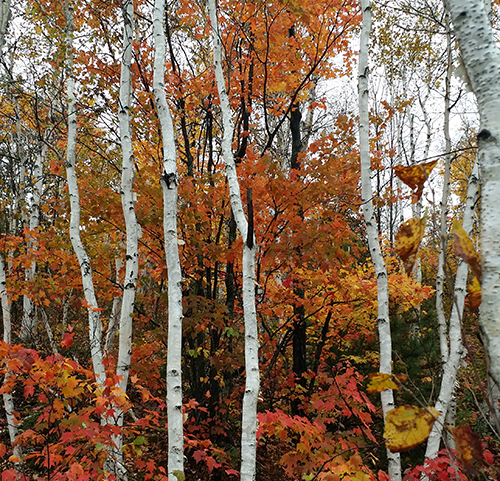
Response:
[[24, 385, 35, 398], [393, 160, 438, 204], [384, 405, 439, 452], [452, 221, 481, 282], [395, 218, 426, 274]]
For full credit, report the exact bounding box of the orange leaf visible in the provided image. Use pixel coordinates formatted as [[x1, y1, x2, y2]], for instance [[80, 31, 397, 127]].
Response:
[[468, 277, 481, 310], [393, 160, 438, 204], [384, 405, 439, 452], [452, 221, 481, 282], [395, 218, 426, 274], [0, 443, 6, 458], [450, 425, 484, 475]]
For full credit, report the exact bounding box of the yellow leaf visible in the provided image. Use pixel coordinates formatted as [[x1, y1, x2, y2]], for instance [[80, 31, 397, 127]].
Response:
[[395, 218, 426, 274], [384, 405, 439, 452], [452, 221, 481, 282], [367, 373, 407, 393], [393, 160, 438, 204]]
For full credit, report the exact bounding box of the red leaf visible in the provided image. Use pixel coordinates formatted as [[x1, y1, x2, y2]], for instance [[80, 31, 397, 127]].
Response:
[[206, 456, 222, 472], [2, 470, 18, 481], [484, 449, 494, 464], [61, 332, 74, 349], [24, 385, 35, 398]]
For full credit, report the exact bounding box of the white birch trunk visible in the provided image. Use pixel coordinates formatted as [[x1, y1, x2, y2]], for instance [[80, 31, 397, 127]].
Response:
[[0, 254, 23, 461], [152, 1, 184, 478], [208, 0, 260, 478], [425, 159, 479, 459], [63, 0, 105, 387], [20, 143, 47, 342], [0, 0, 10, 53], [105, 257, 124, 352], [436, 19, 453, 367], [107, 1, 139, 478], [358, 1, 401, 479], [444, 0, 500, 389]]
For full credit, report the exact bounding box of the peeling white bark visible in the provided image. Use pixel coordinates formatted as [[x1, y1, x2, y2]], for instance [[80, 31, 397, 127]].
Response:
[[445, 0, 500, 389], [358, 1, 401, 479], [152, 1, 184, 478], [208, 1, 260, 479]]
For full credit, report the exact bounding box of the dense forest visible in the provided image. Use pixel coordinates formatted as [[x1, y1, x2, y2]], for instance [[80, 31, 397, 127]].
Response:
[[0, 0, 499, 479]]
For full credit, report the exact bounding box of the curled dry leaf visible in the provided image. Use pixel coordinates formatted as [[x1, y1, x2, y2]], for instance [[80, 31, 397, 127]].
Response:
[[468, 277, 481, 310], [393, 160, 438, 204], [395, 218, 426, 275], [384, 405, 439, 452], [449, 425, 484, 476], [452, 221, 481, 282]]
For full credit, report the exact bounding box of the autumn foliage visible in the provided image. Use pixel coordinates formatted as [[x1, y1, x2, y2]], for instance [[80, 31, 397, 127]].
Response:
[[0, 0, 497, 480]]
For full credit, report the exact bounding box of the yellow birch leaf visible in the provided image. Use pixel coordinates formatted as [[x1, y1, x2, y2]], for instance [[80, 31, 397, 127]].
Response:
[[367, 373, 408, 393], [384, 405, 439, 452], [395, 218, 426, 274], [367, 373, 398, 393], [452, 221, 481, 282], [393, 160, 438, 204]]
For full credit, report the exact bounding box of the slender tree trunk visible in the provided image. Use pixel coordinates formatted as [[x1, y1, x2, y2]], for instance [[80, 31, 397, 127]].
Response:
[[425, 159, 479, 458], [63, 0, 105, 387], [444, 0, 500, 390], [152, 1, 184, 478], [105, 257, 124, 352], [0, 0, 10, 53], [208, 0, 260, 478], [0, 254, 23, 462], [106, 1, 139, 478], [435, 16, 453, 370], [20, 143, 47, 342], [358, 1, 401, 479]]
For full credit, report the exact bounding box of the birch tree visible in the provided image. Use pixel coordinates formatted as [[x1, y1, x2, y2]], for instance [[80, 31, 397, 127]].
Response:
[[208, 0, 260, 478], [63, 0, 106, 388], [152, 0, 184, 478], [107, 0, 139, 477], [444, 0, 500, 390], [358, 1, 401, 479], [0, 254, 23, 462]]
